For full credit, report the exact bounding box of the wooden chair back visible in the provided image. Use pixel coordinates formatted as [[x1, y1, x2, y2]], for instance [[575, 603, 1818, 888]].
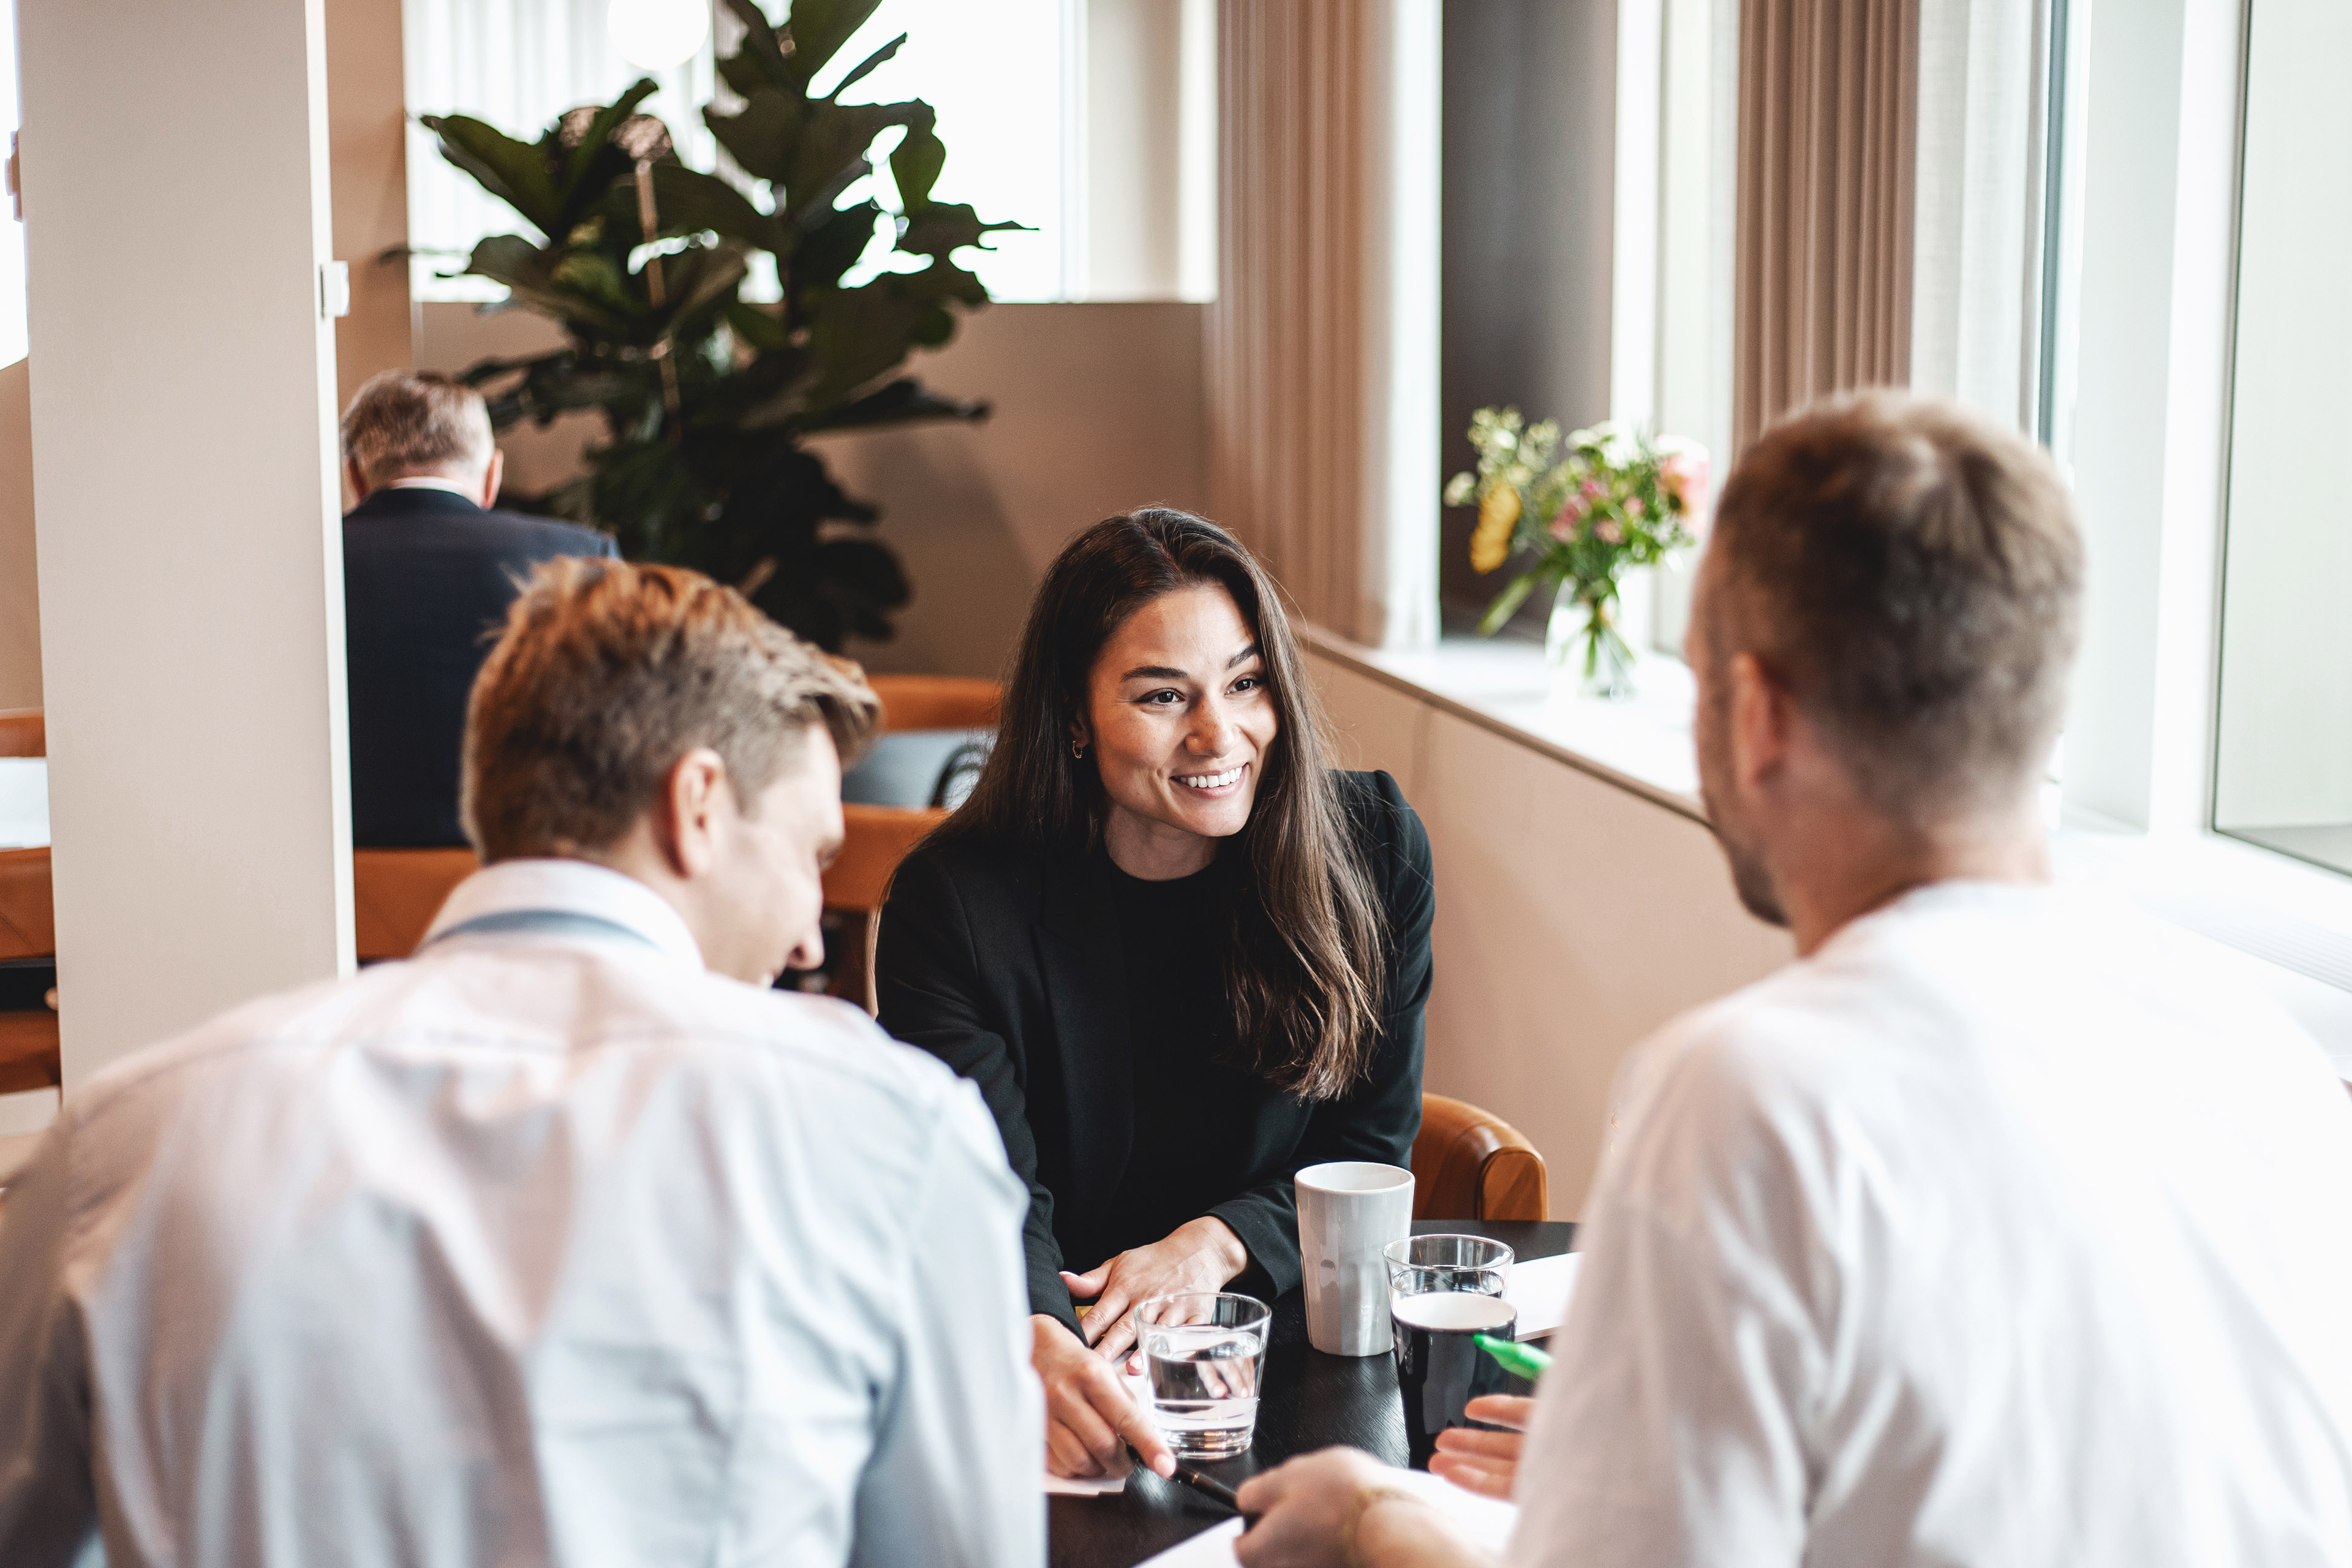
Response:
[[0, 1010, 60, 1096], [823, 803, 948, 1014], [1411, 1093, 1550, 1223], [0, 709, 43, 758], [353, 848, 481, 961], [0, 712, 59, 1096], [865, 674, 1000, 734], [0, 848, 55, 962]]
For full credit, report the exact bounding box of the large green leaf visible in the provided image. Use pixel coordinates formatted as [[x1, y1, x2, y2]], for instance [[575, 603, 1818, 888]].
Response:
[[705, 91, 803, 187], [797, 377, 988, 435], [646, 239, 753, 337], [793, 201, 882, 294], [422, 114, 564, 236], [461, 235, 628, 331], [783, 100, 923, 223], [799, 281, 940, 410], [826, 33, 907, 101], [783, 0, 890, 83], [888, 117, 946, 209], [899, 202, 1024, 262], [603, 165, 790, 256], [556, 78, 660, 221], [717, 0, 794, 94]]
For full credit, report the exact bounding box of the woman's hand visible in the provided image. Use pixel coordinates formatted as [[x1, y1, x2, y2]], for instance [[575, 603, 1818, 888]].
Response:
[[1060, 1216, 1249, 1363], [1427, 1394, 1537, 1500], [1034, 1314, 1176, 1480]]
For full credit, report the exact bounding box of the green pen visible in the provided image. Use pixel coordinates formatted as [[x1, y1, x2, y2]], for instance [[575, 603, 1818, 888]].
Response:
[[1474, 1332, 1552, 1379]]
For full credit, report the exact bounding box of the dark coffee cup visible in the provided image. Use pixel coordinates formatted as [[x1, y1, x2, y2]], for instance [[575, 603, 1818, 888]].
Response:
[[1390, 1290, 1528, 1468]]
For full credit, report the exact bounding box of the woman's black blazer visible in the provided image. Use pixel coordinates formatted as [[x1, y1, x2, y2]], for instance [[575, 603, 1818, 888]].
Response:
[[875, 769, 1434, 1335]]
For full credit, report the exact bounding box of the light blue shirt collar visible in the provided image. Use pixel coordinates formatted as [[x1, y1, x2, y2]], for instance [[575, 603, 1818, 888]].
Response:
[[423, 858, 705, 970]]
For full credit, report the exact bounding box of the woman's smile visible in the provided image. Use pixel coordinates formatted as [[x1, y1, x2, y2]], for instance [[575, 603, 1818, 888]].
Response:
[[1174, 762, 1248, 796]]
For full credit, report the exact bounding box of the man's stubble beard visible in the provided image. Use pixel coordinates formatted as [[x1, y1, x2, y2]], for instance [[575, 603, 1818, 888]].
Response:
[[1695, 713, 1789, 930]]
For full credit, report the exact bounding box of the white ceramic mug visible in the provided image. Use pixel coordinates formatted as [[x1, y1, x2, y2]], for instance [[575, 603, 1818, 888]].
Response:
[[1295, 1161, 1417, 1356]]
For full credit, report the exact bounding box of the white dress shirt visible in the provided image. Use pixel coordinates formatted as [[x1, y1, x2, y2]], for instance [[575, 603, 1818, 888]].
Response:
[[1513, 881, 2352, 1568], [0, 859, 1044, 1568]]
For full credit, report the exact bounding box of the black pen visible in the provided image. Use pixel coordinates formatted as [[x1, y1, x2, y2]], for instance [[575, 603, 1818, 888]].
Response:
[[1129, 1445, 1255, 1520]]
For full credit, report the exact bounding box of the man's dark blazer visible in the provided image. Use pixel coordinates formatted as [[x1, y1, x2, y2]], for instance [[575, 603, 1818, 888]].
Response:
[[875, 769, 1433, 1335], [342, 485, 617, 848]]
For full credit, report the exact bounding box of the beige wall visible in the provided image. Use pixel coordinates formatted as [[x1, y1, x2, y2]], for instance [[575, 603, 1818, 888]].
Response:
[[325, 0, 414, 412], [416, 299, 1211, 680], [1306, 645, 1791, 1218], [0, 358, 37, 709]]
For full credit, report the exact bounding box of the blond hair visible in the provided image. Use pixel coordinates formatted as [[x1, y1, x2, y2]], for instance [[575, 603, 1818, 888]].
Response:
[[1706, 392, 2082, 818], [461, 557, 880, 862], [339, 371, 494, 486]]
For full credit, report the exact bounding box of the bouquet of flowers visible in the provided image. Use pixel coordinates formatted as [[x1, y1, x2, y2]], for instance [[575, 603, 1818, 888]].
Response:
[[1444, 409, 1709, 696]]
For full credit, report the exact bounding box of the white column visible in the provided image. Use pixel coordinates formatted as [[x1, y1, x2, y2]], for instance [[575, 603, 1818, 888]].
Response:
[[19, 0, 353, 1085]]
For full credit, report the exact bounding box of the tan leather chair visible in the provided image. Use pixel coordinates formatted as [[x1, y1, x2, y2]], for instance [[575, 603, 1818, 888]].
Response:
[[0, 1010, 60, 1096], [0, 712, 59, 1098], [1412, 1093, 1550, 1223], [818, 676, 1000, 1012], [823, 803, 949, 1014], [865, 674, 1000, 734], [0, 848, 55, 962], [0, 707, 43, 759], [353, 848, 481, 961]]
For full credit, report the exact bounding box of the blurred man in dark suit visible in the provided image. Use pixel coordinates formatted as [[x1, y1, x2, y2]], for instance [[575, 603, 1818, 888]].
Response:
[[341, 371, 616, 846]]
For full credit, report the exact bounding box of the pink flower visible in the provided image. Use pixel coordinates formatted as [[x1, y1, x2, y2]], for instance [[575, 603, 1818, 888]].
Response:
[[1624, 496, 1645, 518], [1595, 516, 1626, 546], [1659, 448, 1711, 516], [1547, 502, 1584, 543], [1580, 478, 1605, 503]]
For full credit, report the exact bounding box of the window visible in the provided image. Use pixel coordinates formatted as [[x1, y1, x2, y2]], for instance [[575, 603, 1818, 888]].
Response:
[[2211, 0, 2352, 876], [401, 0, 1212, 306], [403, 0, 720, 303]]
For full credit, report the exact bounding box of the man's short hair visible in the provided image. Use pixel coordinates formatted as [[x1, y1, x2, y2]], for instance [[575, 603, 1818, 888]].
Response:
[[461, 558, 881, 862], [1706, 392, 2083, 818], [340, 371, 494, 486]]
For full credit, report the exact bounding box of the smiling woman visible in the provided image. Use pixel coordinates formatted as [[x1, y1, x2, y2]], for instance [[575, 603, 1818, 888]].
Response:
[[874, 509, 1434, 1482]]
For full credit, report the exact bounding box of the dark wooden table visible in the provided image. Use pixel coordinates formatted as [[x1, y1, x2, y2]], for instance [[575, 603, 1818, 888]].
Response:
[[1050, 1219, 1578, 1568]]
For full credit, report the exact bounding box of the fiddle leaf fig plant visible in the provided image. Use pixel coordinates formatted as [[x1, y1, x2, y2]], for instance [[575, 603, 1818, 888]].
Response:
[[413, 0, 1022, 649]]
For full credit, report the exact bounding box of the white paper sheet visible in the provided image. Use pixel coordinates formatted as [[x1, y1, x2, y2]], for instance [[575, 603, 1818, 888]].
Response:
[[1131, 1470, 1518, 1567], [1503, 1251, 1583, 1340]]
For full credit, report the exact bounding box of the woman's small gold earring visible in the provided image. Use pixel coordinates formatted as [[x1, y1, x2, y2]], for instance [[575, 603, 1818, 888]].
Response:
[[1071, 740, 1087, 760]]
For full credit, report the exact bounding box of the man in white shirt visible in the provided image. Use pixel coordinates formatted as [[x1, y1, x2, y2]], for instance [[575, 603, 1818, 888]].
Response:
[[1235, 393, 2352, 1567], [0, 558, 1044, 1568]]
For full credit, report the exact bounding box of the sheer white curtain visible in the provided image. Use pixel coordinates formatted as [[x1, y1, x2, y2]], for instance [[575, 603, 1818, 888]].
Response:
[[1208, 0, 1438, 650], [1910, 0, 2049, 432], [1733, 0, 1920, 454]]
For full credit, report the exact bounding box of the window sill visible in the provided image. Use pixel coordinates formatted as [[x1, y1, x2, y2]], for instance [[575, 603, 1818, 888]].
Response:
[[1306, 629, 2352, 1076], [1304, 630, 1705, 822]]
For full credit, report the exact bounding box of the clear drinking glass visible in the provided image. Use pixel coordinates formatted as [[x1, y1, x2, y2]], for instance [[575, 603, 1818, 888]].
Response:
[[1134, 1292, 1272, 1460], [1382, 1233, 1513, 1300]]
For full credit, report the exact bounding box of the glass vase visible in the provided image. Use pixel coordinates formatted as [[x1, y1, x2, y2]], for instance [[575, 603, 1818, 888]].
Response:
[[1544, 582, 1637, 699]]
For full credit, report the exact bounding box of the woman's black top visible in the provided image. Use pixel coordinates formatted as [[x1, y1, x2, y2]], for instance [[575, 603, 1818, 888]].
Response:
[[875, 769, 1434, 1336]]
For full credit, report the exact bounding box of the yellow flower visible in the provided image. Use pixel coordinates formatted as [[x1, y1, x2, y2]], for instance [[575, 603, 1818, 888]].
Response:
[[1471, 486, 1519, 573]]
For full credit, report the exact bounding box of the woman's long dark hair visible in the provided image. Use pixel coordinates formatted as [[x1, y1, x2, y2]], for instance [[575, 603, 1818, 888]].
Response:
[[941, 508, 1387, 1099]]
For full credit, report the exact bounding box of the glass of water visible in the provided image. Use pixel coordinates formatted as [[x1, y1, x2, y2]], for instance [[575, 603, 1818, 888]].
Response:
[[1135, 1292, 1272, 1460], [1382, 1233, 1513, 1300]]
